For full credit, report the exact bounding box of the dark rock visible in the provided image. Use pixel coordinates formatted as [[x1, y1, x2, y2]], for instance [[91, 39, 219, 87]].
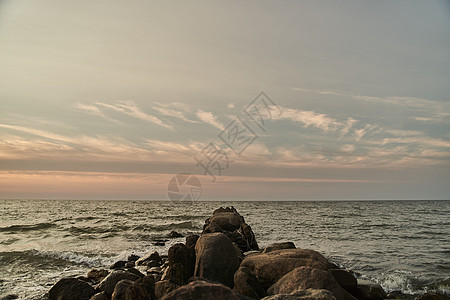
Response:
[[239, 223, 259, 251], [194, 232, 240, 288], [155, 280, 179, 299], [90, 292, 108, 300], [169, 230, 183, 238], [267, 266, 356, 300], [209, 206, 245, 231], [125, 267, 145, 278], [0, 295, 18, 300], [137, 275, 156, 299], [127, 254, 140, 262], [111, 279, 150, 300], [203, 221, 224, 233], [233, 242, 245, 262], [110, 260, 127, 270], [125, 262, 135, 268], [97, 270, 140, 297], [262, 242, 296, 254], [48, 277, 96, 300], [233, 266, 266, 299], [328, 269, 357, 294], [87, 269, 109, 283], [241, 249, 329, 290], [185, 234, 200, 248], [167, 243, 191, 285], [261, 289, 336, 299], [414, 293, 450, 300], [161, 280, 241, 300], [136, 251, 161, 266], [355, 279, 387, 300]]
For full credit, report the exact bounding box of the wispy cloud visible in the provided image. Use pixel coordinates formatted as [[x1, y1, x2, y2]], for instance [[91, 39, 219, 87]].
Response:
[[75, 103, 122, 124], [276, 107, 346, 132], [152, 102, 199, 124], [196, 110, 225, 130], [95, 100, 174, 130]]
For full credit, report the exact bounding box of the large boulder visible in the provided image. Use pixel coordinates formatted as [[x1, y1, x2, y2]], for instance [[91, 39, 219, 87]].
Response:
[[48, 277, 96, 300], [161, 280, 241, 300], [262, 242, 296, 254], [355, 279, 387, 300], [167, 243, 192, 285], [241, 249, 329, 290], [261, 289, 336, 300], [111, 279, 150, 300], [97, 270, 140, 297], [202, 207, 259, 252], [194, 232, 240, 288], [233, 266, 266, 299], [267, 266, 356, 300], [155, 280, 179, 299], [328, 269, 357, 294]]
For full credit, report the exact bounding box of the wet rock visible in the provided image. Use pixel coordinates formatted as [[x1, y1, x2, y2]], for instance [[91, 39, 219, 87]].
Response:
[[267, 266, 356, 300], [110, 260, 127, 270], [169, 230, 183, 238], [261, 289, 336, 300], [241, 248, 329, 290], [161, 280, 240, 300], [328, 269, 357, 294], [111, 279, 150, 300], [90, 292, 108, 300], [262, 242, 296, 254], [233, 266, 266, 299], [48, 277, 96, 300], [414, 293, 450, 300], [155, 280, 179, 299], [136, 251, 161, 266], [185, 234, 200, 248], [202, 206, 259, 252], [127, 254, 140, 262], [97, 270, 140, 297], [194, 232, 240, 288], [87, 269, 109, 283], [356, 279, 387, 300]]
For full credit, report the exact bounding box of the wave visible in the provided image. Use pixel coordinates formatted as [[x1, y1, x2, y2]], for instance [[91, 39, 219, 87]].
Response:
[[0, 222, 57, 233], [132, 221, 202, 232]]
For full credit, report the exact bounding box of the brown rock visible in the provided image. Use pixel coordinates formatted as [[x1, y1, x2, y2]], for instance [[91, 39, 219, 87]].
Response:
[[261, 288, 336, 300], [87, 269, 109, 283], [194, 232, 240, 288], [241, 249, 329, 290], [356, 279, 387, 300], [233, 266, 266, 299], [111, 279, 150, 300], [48, 277, 96, 300], [262, 242, 296, 254], [328, 269, 357, 294], [90, 292, 108, 300], [267, 266, 356, 300], [415, 293, 450, 300], [97, 270, 140, 297], [161, 280, 240, 300], [167, 243, 191, 285], [155, 280, 179, 299]]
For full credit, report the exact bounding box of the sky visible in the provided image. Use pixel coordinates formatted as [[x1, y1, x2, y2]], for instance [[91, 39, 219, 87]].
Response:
[[0, 0, 449, 200]]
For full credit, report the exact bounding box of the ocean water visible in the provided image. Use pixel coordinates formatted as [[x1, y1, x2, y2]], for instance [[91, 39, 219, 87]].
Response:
[[0, 199, 448, 299]]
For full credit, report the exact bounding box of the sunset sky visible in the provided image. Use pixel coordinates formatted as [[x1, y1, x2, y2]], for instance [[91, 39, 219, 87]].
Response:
[[0, 0, 449, 200]]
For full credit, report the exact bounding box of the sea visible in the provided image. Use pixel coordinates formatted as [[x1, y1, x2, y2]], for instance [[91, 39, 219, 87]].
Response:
[[0, 199, 448, 299]]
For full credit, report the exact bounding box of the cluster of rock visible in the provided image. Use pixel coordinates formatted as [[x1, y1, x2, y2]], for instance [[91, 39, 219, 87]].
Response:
[[47, 207, 450, 300]]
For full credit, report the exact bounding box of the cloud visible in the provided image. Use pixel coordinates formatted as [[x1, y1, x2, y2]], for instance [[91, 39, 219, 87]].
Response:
[[75, 103, 122, 124], [196, 110, 225, 130], [95, 101, 174, 130], [152, 103, 199, 124], [277, 107, 343, 132]]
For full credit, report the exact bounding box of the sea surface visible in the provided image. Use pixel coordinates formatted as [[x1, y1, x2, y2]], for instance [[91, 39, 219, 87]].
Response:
[[0, 199, 449, 299]]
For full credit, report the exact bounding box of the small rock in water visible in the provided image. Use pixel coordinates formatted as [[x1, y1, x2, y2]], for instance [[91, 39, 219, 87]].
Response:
[[169, 230, 183, 238], [136, 251, 161, 266], [110, 260, 127, 269], [127, 254, 140, 262], [356, 279, 387, 300]]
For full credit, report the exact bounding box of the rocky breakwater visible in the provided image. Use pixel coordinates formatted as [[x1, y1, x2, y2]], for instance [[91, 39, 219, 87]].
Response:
[[46, 206, 450, 300]]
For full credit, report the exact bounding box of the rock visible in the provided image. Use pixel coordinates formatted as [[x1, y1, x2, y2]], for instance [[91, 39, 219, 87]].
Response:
[[169, 230, 183, 238], [90, 292, 108, 300], [202, 207, 259, 252], [241, 249, 329, 290], [194, 232, 240, 288], [87, 269, 109, 283], [267, 266, 356, 300], [110, 260, 127, 270], [233, 266, 266, 299], [161, 280, 241, 300], [111, 279, 150, 300], [0, 295, 18, 300], [356, 279, 387, 300], [137, 275, 156, 299], [328, 269, 357, 294], [97, 270, 140, 297], [125, 267, 145, 278], [148, 267, 161, 273], [262, 242, 296, 254], [167, 243, 192, 285], [185, 234, 200, 248], [136, 251, 161, 266], [48, 277, 96, 300], [128, 254, 140, 262], [233, 242, 245, 261], [155, 280, 179, 299], [261, 289, 336, 300], [415, 293, 450, 300]]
